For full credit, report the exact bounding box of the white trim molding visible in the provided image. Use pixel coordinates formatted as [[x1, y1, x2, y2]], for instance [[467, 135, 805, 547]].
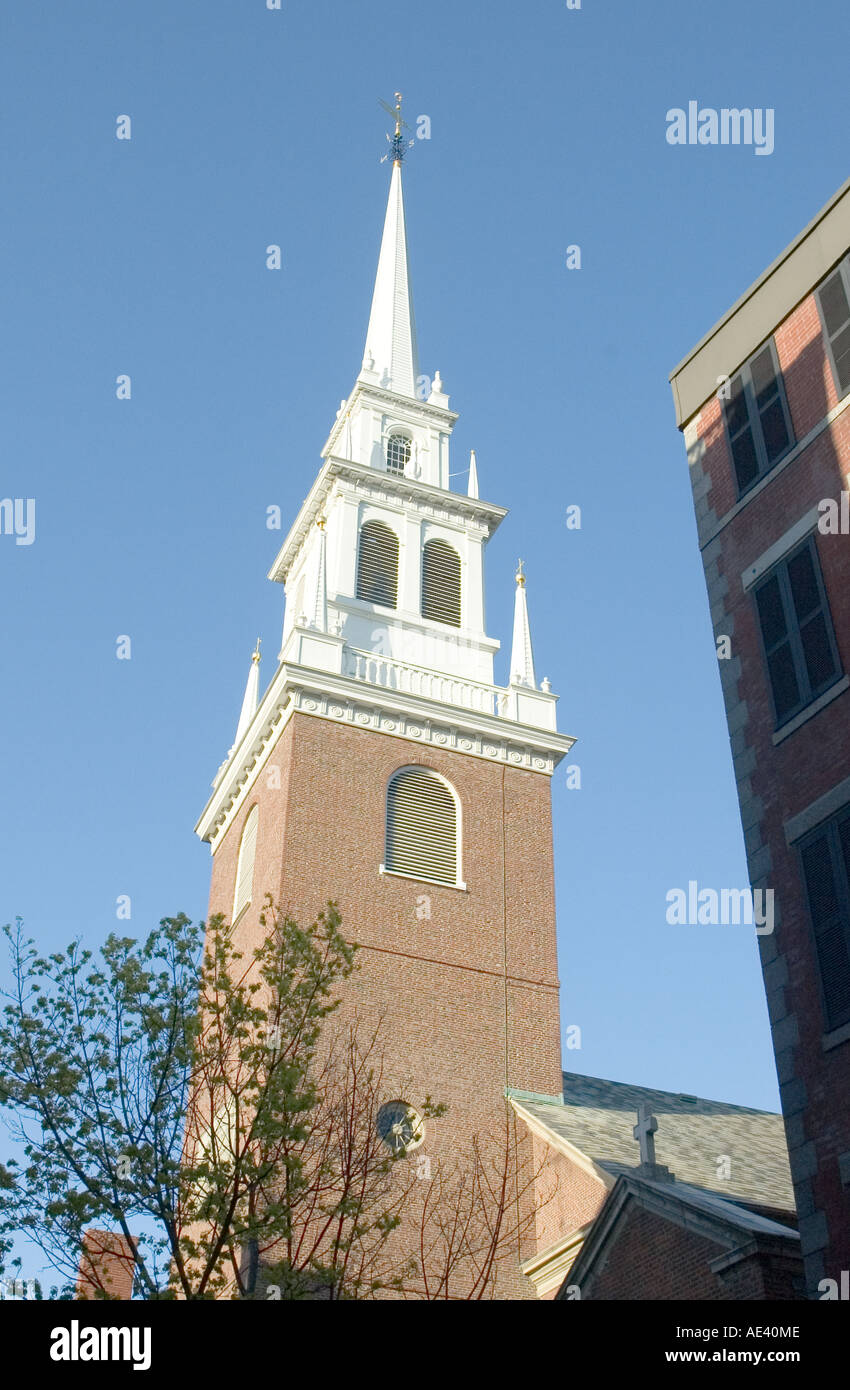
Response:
[[741, 506, 821, 591], [196, 660, 576, 852]]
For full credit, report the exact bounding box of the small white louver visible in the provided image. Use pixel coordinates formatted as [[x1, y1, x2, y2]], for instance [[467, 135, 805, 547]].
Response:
[[421, 539, 461, 627], [385, 768, 459, 886], [357, 521, 399, 608], [233, 804, 258, 923]]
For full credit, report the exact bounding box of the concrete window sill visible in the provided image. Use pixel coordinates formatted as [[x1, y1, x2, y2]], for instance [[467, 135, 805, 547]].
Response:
[[772, 676, 849, 746]]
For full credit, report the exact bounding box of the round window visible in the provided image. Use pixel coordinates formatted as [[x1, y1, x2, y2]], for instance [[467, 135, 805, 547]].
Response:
[[377, 1100, 425, 1154]]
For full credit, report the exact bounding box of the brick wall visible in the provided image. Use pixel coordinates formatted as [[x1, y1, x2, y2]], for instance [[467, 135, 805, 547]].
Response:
[[76, 1230, 136, 1301], [579, 1205, 800, 1300], [204, 712, 565, 1295], [584, 1206, 723, 1300], [684, 283, 850, 1294]]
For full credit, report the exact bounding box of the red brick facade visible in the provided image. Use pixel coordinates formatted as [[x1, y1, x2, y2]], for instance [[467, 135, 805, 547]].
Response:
[[204, 710, 565, 1294], [675, 221, 850, 1295], [572, 1203, 801, 1302], [76, 1230, 136, 1301]]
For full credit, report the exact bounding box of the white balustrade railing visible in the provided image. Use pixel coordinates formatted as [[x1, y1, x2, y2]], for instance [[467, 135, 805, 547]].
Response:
[[342, 646, 507, 717]]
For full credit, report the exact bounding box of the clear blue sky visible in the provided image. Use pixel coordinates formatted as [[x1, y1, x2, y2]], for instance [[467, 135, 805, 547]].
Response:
[[2, 0, 847, 1125]]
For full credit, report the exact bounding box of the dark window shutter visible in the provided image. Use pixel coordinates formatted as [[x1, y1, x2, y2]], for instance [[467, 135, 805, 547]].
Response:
[[787, 545, 838, 696], [731, 427, 760, 491], [723, 341, 794, 493], [800, 826, 850, 1031], [755, 575, 787, 648], [756, 575, 800, 722], [725, 375, 760, 491], [766, 644, 801, 723], [421, 539, 462, 627], [818, 266, 850, 396], [356, 521, 399, 608], [754, 539, 841, 726], [750, 345, 790, 464]]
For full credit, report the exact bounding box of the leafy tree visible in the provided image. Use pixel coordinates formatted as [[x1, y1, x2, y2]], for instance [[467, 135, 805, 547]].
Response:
[[0, 901, 553, 1299]]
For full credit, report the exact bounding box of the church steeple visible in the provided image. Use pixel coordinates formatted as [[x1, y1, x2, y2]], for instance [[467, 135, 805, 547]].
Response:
[[203, 114, 572, 839], [196, 122, 576, 1303], [361, 158, 419, 399]]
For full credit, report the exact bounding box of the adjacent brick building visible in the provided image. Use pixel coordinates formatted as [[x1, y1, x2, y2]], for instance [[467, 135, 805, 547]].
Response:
[[669, 174, 850, 1295], [555, 1173, 801, 1302], [517, 1072, 795, 1298]]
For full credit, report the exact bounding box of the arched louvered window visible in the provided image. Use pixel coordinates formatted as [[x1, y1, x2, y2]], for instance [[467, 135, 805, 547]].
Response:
[[357, 520, 399, 608], [384, 767, 459, 887], [421, 539, 462, 627], [386, 434, 411, 475], [233, 804, 258, 923]]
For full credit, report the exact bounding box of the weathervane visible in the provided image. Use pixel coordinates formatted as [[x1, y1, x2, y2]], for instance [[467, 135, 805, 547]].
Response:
[[380, 91, 414, 165]]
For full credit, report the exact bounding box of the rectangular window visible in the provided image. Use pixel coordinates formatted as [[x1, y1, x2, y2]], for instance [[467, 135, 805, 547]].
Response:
[[816, 254, 850, 400], [798, 808, 850, 1032], [753, 537, 842, 727], [722, 339, 795, 495]]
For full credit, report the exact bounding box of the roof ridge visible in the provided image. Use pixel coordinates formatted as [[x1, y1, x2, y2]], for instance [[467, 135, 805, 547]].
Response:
[[561, 1069, 780, 1119]]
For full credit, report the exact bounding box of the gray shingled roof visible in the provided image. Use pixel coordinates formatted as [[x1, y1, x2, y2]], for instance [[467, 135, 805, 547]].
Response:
[[517, 1071, 794, 1213]]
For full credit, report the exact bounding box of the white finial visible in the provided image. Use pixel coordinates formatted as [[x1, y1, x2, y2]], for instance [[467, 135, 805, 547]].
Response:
[[468, 449, 479, 499], [232, 642, 262, 750], [509, 560, 536, 688], [309, 515, 328, 632], [433, 368, 443, 392]]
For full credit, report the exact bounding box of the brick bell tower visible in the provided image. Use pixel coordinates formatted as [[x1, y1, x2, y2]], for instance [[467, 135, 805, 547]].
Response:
[[195, 107, 575, 1286]]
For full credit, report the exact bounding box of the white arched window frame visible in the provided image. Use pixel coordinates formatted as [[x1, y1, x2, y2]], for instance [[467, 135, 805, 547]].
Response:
[[233, 804, 259, 925], [380, 766, 465, 890], [385, 430, 412, 476]]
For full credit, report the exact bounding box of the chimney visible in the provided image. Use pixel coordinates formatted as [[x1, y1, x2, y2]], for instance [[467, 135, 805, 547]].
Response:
[[75, 1229, 137, 1300]]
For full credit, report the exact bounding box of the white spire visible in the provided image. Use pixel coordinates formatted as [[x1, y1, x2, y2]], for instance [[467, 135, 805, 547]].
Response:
[[509, 561, 536, 688], [309, 516, 328, 631], [468, 449, 479, 499], [362, 161, 419, 398], [233, 640, 262, 748]]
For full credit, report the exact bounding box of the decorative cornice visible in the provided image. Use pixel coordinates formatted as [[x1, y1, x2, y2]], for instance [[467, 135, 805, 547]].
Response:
[[522, 1224, 593, 1299], [323, 378, 458, 457], [268, 457, 506, 584], [196, 662, 576, 850]]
